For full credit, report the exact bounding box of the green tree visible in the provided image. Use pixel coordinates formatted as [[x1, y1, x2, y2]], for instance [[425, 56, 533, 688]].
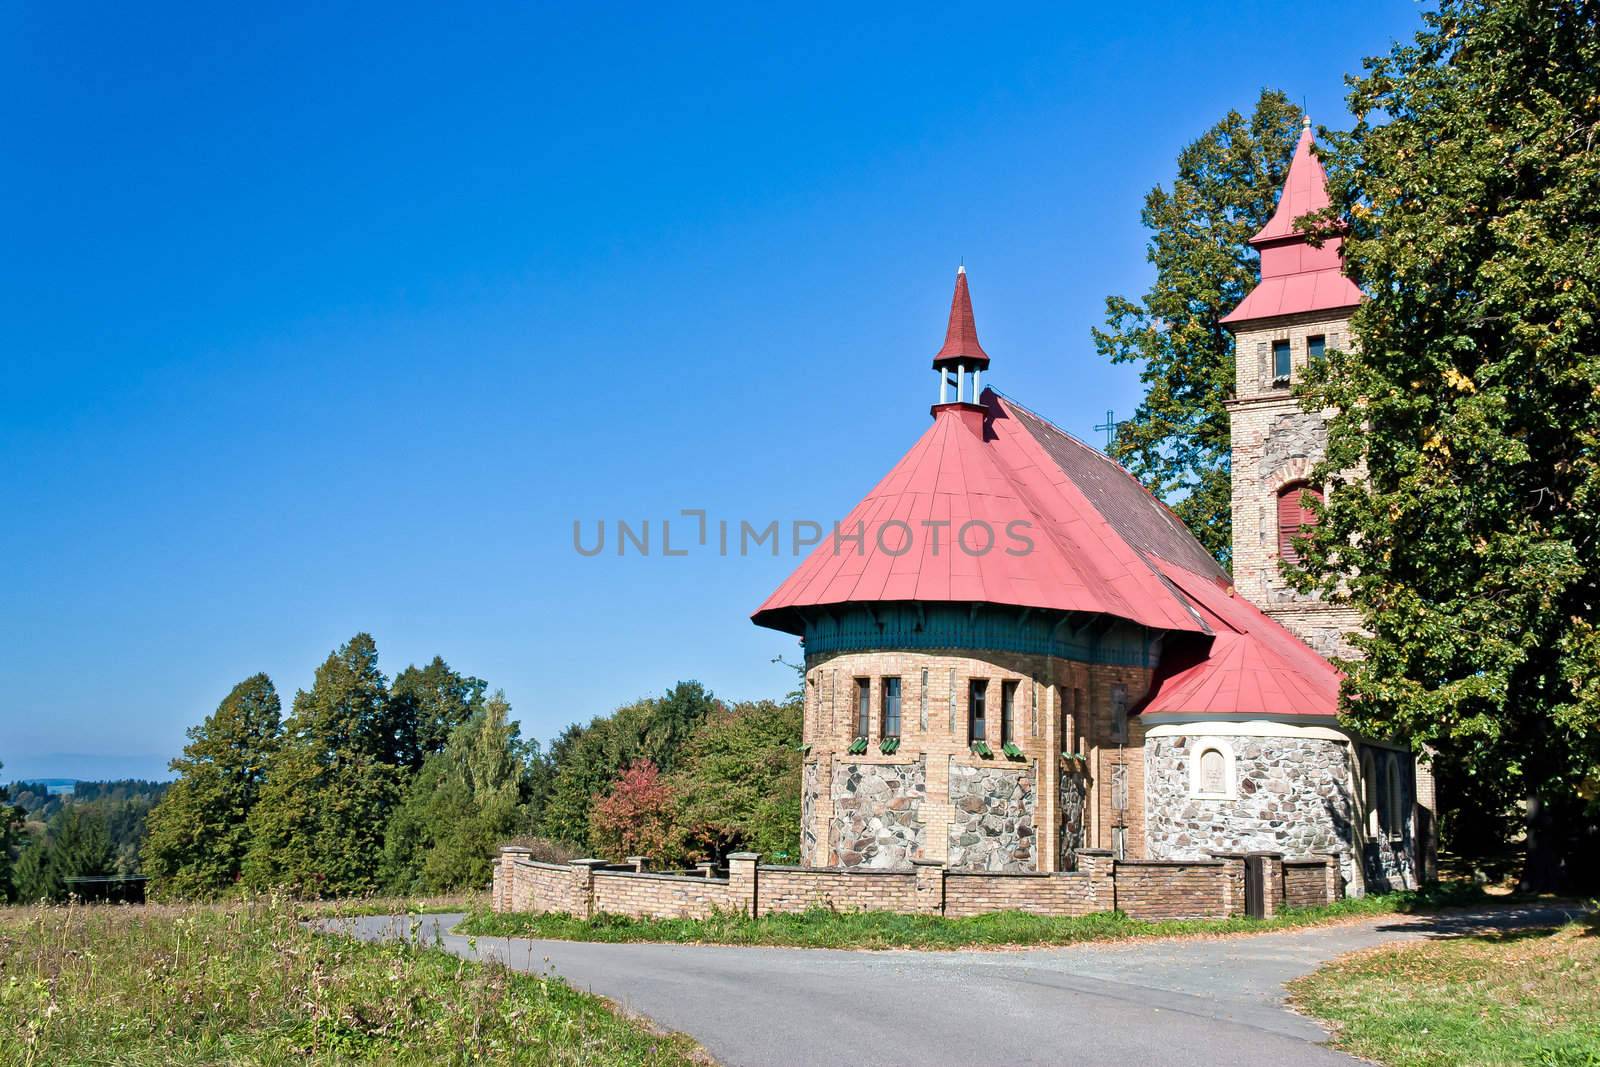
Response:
[[386, 656, 487, 771], [382, 692, 531, 892], [669, 698, 802, 863], [144, 674, 282, 899], [15, 805, 114, 902], [244, 634, 400, 895], [538, 681, 717, 848], [1093, 90, 1305, 565], [1296, 0, 1600, 890], [0, 763, 23, 902]]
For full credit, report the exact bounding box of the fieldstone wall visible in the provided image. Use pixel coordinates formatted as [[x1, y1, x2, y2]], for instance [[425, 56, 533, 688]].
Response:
[[1059, 768, 1087, 869], [832, 759, 926, 868], [1145, 734, 1357, 886], [801, 762, 818, 864], [948, 763, 1035, 872]]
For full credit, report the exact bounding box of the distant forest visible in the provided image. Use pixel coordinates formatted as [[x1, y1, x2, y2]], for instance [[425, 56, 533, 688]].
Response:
[[0, 633, 799, 902]]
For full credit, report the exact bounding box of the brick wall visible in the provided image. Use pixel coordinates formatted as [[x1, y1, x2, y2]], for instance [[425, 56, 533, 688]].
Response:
[[494, 847, 1334, 923]]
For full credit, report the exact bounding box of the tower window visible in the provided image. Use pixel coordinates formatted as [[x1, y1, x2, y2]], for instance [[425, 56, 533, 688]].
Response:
[[882, 677, 901, 739], [855, 678, 870, 738], [1000, 680, 1017, 745], [968, 680, 988, 742], [1307, 334, 1326, 361], [1272, 340, 1292, 383], [1110, 684, 1129, 743], [1277, 481, 1323, 562]]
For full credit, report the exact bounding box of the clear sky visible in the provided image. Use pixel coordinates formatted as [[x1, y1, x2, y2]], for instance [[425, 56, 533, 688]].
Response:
[[0, 2, 1423, 782]]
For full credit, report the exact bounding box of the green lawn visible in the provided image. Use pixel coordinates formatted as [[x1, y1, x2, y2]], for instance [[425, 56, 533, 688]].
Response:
[[0, 898, 702, 1066], [458, 883, 1487, 950], [1290, 919, 1600, 1067]]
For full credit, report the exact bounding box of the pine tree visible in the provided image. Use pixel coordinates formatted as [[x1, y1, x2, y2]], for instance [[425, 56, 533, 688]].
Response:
[[1297, 0, 1600, 890], [0, 763, 24, 902], [244, 634, 400, 895], [386, 656, 487, 771], [1093, 90, 1305, 565], [143, 674, 281, 899]]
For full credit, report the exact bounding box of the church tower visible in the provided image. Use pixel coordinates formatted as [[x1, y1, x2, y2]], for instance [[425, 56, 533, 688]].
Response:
[[1221, 118, 1364, 659]]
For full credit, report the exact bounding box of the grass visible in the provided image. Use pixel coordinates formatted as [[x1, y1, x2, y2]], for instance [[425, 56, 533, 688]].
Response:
[[1290, 916, 1600, 1067], [296, 890, 490, 919], [0, 897, 704, 1066], [458, 882, 1489, 951]]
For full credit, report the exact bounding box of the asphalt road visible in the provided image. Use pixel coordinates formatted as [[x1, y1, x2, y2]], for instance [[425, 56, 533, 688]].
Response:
[[321, 903, 1583, 1067]]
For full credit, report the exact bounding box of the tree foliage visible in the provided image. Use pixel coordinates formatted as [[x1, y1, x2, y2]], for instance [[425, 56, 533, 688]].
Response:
[[144, 674, 281, 899], [587, 760, 677, 861], [1093, 90, 1305, 565], [14, 805, 114, 903], [243, 634, 400, 895], [0, 764, 22, 902], [668, 698, 802, 863], [382, 692, 532, 892], [1297, 0, 1600, 889]]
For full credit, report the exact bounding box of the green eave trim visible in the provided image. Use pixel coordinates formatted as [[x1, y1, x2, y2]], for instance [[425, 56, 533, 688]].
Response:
[[797, 603, 1157, 667]]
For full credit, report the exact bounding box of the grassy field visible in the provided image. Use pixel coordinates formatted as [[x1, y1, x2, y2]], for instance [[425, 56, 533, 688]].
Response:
[[0, 897, 703, 1067], [458, 883, 1487, 950], [1290, 917, 1600, 1067]]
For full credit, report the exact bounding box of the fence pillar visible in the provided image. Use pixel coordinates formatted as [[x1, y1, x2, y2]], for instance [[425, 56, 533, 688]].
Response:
[[626, 855, 648, 873], [1207, 852, 1247, 918], [497, 846, 531, 913], [1076, 848, 1115, 912], [1321, 849, 1346, 903], [912, 859, 946, 915], [570, 858, 608, 919], [727, 852, 760, 916], [695, 860, 719, 878]]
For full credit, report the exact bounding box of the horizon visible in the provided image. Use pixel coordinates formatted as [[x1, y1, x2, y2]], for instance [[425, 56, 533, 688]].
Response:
[[1, 2, 1423, 782]]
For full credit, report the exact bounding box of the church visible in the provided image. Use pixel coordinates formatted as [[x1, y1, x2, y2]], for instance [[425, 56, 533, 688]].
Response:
[[752, 119, 1433, 896]]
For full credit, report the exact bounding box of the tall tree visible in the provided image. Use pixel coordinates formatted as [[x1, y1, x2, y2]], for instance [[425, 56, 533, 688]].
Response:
[[1296, 0, 1600, 890], [669, 698, 803, 863], [385, 656, 487, 771], [0, 763, 23, 902], [244, 634, 400, 895], [1093, 90, 1305, 565], [144, 674, 282, 899], [382, 692, 531, 892]]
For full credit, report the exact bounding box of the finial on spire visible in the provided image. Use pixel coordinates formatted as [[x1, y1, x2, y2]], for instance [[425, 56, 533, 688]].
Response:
[[933, 265, 989, 369], [1302, 113, 1312, 130]]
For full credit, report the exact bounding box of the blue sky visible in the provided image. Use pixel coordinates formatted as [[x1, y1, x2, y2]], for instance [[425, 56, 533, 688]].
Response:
[[0, 2, 1423, 782]]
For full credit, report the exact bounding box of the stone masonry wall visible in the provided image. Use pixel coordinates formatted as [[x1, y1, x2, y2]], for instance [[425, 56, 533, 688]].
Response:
[[801, 761, 818, 864], [1145, 734, 1356, 887], [832, 758, 926, 868], [947, 763, 1034, 871], [1059, 768, 1087, 869]]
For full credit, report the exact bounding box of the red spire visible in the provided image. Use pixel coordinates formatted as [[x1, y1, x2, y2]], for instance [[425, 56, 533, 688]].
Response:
[[932, 266, 990, 368], [1220, 117, 1363, 326], [1250, 117, 1333, 246]]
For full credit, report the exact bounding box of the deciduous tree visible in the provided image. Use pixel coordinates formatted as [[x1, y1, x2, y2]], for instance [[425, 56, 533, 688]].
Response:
[[1296, 0, 1600, 890], [588, 760, 676, 862]]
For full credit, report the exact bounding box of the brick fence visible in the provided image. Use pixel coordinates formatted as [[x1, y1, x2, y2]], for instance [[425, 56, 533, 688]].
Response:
[[493, 847, 1342, 922]]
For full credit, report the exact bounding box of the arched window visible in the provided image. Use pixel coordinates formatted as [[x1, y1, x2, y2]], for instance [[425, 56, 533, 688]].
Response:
[[1385, 756, 1405, 840], [1361, 751, 1379, 837], [1277, 481, 1323, 562], [1189, 738, 1235, 799]]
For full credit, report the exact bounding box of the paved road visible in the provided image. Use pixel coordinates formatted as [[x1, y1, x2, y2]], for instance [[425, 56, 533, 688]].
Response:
[[322, 904, 1583, 1067]]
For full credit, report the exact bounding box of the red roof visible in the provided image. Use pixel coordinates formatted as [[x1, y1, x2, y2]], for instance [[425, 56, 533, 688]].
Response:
[[1221, 120, 1362, 325], [932, 266, 989, 368], [1139, 561, 1341, 718], [752, 391, 1218, 635]]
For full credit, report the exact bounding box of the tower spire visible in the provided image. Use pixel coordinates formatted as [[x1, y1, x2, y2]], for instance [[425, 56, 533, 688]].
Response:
[[933, 265, 989, 368]]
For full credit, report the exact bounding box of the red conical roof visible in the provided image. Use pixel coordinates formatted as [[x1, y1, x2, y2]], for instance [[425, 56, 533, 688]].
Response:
[[1221, 118, 1363, 325], [932, 266, 989, 368]]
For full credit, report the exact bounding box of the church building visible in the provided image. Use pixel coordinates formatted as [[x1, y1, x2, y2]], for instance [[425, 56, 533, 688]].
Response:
[[752, 119, 1430, 895]]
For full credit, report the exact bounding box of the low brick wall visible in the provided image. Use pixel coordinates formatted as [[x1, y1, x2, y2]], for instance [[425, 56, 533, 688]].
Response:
[[493, 848, 1334, 923], [758, 866, 922, 914], [1284, 859, 1330, 909], [593, 870, 736, 920], [1113, 859, 1232, 920]]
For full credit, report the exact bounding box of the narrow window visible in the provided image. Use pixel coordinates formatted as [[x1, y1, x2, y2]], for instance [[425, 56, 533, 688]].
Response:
[[1111, 763, 1128, 811], [1030, 680, 1039, 736], [1197, 748, 1227, 794], [1000, 680, 1017, 745], [919, 667, 928, 731], [882, 677, 901, 739], [1362, 751, 1379, 837], [1272, 339, 1292, 382], [1307, 334, 1326, 361], [1385, 756, 1404, 839], [855, 678, 870, 738], [1110, 684, 1129, 743], [948, 668, 957, 732], [968, 680, 988, 742], [1277, 481, 1323, 562]]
